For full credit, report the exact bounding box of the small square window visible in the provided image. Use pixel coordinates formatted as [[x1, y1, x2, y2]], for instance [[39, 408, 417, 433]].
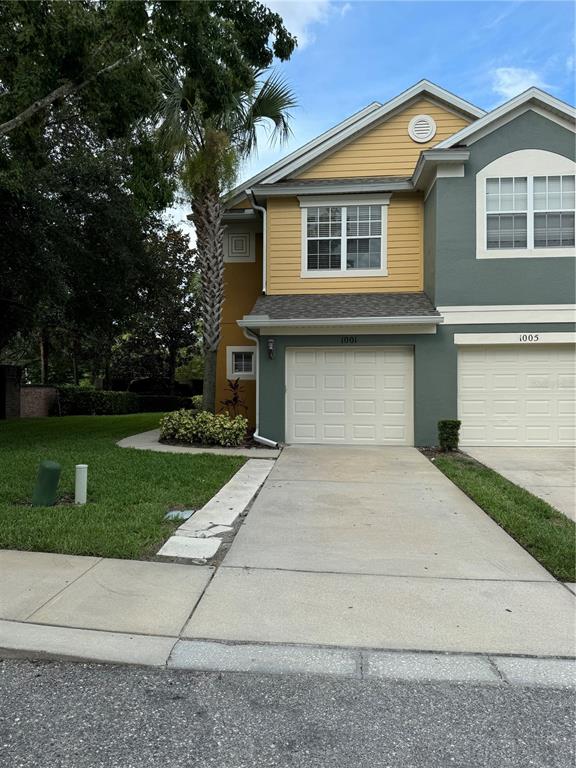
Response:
[[227, 347, 255, 379]]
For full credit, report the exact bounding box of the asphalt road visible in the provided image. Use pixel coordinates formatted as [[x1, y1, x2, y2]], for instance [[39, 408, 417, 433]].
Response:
[[0, 659, 573, 768]]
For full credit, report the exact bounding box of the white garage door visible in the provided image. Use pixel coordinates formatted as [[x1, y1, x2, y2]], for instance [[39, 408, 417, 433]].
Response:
[[285, 347, 413, 445], [458, 345, 576, 446]]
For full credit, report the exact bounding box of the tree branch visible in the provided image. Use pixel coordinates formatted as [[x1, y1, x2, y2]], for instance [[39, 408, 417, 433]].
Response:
[[0, 54, 134, 137]]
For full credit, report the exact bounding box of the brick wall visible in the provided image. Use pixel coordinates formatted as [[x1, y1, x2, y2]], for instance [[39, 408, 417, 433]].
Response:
[[20, 386, 58, 418]]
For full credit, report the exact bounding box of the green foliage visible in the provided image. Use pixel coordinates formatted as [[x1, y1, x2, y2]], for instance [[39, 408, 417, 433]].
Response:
[[176, 356, 204, 385], [190, 395, 204, 410], [160, 409, 248, 447], [438, 419, 461, 451], [434, 453, 575, 582], [0, 414, 245, 559], [220, 379, 248, 417], [55, 386, 139, 416], [135, 395, 194, 413]]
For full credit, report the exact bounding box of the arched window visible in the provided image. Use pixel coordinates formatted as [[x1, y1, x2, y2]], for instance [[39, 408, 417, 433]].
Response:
[[476, 149, 576, 259]]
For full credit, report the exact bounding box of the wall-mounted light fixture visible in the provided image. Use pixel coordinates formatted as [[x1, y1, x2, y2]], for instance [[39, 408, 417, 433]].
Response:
[[267, 338, 276, 360]]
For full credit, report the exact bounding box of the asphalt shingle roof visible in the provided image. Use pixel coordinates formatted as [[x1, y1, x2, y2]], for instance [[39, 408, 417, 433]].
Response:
[[248, 292, 439, 321]]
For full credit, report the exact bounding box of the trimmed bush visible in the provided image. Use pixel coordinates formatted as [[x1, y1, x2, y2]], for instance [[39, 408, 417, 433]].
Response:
[[55, 386, 139, 416], [160, 409, 248, 447], [191, 394, 204, 410], [438, 419, 461, 451]]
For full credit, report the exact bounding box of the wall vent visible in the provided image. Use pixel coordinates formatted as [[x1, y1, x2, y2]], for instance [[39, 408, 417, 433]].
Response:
[[408, 114, 437, 143]]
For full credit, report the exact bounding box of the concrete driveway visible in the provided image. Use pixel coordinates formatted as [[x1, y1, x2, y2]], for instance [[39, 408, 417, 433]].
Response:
[[463, 447, 575, 521], [183, 446, 576, 657]]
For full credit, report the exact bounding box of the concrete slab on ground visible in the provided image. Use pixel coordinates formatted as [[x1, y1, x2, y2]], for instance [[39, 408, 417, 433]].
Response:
[[27, 558, 213, 636], [223, 478, 553, 580], [364, 650, 499, 683], [464, 447, 575, 521], [117, 429, 281, 459], [0, 619, 175, 667], [182, 566, 576, 657], [269, 444, 442, 484], [493, 656, 576, 688], [169, 639, 358, 677], [0, 550, 100, 621]]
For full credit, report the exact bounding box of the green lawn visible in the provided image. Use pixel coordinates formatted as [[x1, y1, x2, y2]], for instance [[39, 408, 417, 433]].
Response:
[[434, 452, 575, 582], [0, 414, 245, 560]]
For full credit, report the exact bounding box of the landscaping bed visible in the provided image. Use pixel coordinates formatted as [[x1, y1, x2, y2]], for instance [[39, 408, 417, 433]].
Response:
[[0, 414, 245, 560], [425, 449, 575, 582]]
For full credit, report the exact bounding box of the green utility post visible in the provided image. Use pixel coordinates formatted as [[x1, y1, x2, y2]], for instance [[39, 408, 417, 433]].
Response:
[[32, 460, 61, 507]]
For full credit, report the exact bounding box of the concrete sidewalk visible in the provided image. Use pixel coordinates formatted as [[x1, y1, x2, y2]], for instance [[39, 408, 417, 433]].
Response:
[[1, 446, 575, 677], [184, 446, 576, 658], [464, 447, 576, 521]]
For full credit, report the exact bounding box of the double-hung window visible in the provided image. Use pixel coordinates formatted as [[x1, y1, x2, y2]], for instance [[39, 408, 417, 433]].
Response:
[[226, 347, 255, 380], [301, 198, 389, 277], [486, 175, 575, 252], [477, 151, 576, 258]]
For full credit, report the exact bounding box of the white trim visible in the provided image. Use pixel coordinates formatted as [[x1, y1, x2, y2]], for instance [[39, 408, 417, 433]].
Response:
[[225, 102, 382, 207], [239, 315, 442, 329], [475, 150, 576, 260], [249, 324, 438, 336], [439, 304, 576, 325], [408, 114, 437, 143], [436, 88, 576, 149], [298, 195, 391, 208], [299, 198, 389, 279], [225, 81, 483, 205], [454, 332, 576, 345], [223, 230, 256, 263], [226, 346, 256, 380]]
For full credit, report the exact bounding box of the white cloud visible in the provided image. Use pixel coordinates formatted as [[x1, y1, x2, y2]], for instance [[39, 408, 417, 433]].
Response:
[[491, 67, 550, 100], [266, 0, 336, 48]]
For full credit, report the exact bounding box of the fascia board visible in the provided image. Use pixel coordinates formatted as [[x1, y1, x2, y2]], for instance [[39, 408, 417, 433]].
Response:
[[224, 102, 382, 208], [238, 315, 443, 328], [435, 88, 576, 149]]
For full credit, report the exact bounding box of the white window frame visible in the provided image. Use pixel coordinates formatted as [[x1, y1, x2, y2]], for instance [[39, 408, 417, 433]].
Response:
[[299, 195, 390, 278], [476, 149, 576, 259], [226, 346, 256, 380]]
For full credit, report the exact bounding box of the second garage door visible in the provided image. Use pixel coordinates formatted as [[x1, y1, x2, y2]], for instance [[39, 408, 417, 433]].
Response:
[[458, 344, 576, 446], [285, 347, 413, 445]]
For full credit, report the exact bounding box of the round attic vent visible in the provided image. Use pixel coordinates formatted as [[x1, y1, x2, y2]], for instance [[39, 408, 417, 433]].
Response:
[[408, 114, 437, 143]]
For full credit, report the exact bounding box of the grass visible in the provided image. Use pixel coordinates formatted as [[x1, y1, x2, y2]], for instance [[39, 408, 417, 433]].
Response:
[[433, 451, 575, 582], [0, 414, 245, 560]]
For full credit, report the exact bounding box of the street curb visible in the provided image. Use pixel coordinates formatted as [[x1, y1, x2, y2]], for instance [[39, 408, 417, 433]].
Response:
[[1, 620, 574, 688]]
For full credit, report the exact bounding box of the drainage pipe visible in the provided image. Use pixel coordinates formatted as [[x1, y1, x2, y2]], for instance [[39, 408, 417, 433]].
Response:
[[242, 326, 279, 448], [246, 189, 267, 294]]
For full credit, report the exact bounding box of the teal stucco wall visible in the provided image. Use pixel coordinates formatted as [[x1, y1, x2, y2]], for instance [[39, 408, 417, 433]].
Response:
[[258, 324, 575, 446], [425, 111, 576, 306]]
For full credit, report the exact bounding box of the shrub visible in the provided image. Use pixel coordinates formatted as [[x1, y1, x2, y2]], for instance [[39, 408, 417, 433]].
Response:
[[160, 409, 248, 447], [191, 394, 204, 410], [55, 386, 139, 416], [438, 419, 461, 451]]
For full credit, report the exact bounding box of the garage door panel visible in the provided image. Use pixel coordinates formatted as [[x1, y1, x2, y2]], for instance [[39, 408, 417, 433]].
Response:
[[459, 345, 576, 446], [286, 346, 413, 446]]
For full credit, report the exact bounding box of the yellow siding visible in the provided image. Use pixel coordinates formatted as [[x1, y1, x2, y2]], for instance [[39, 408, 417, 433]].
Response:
[[266, 195, 423, 295], [216, 235, 262, 426], [296, 99, 471, 179]]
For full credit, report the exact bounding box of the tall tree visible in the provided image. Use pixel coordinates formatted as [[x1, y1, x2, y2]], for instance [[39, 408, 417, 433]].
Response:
[[158, 70, 297, 411], [0, 0, 296, 354]]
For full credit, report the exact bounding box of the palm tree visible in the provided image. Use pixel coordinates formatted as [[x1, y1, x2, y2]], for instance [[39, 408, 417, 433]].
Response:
[[157, 69, 297, 412]]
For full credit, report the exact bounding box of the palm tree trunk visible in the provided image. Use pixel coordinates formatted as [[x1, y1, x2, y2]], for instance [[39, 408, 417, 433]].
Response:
[[193, 190, 224, 413]]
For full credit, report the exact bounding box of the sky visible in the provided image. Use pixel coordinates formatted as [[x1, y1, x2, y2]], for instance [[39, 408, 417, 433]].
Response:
[[171, 0, 575, 235]]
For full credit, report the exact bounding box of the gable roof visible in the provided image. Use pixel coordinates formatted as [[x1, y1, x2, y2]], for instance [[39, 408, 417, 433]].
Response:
[[435, 87, 576, 149], [226, 80, 485, 207]]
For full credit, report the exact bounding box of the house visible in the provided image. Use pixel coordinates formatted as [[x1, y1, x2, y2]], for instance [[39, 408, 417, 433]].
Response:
[[217, 80, 576, 447]]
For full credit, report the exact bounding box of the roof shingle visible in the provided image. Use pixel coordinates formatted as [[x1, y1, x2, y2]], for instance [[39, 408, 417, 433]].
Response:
[[247, 292, 439, 321]]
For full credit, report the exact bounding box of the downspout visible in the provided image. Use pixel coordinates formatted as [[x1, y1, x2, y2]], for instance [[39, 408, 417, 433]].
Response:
[[246, 189, 267, 294], [242, 326, 278, 448]]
